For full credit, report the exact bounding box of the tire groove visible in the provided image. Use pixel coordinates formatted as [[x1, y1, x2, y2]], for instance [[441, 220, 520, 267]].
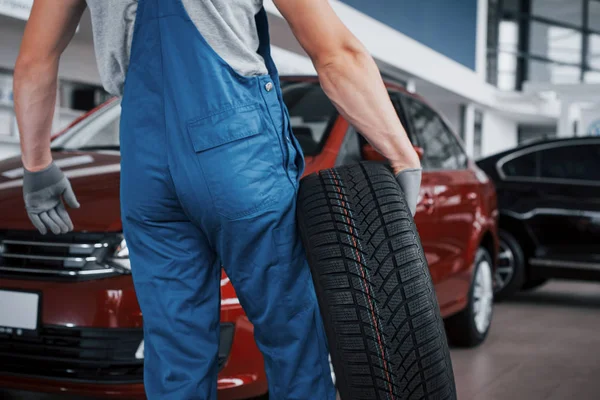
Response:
[[318, 169, 382, 398]]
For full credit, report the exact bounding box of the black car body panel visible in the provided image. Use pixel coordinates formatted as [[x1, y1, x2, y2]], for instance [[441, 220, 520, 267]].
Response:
[[477, 137, 600, 282]]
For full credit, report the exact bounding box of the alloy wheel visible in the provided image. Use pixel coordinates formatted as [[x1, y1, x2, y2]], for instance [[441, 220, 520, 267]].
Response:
[[329, 354, 336, 385], [473, 258, 494, 334], [494, 239, 515, 293]]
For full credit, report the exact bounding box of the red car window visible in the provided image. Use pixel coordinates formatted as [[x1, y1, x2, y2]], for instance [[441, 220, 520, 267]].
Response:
[[281, 80, 338, 157]]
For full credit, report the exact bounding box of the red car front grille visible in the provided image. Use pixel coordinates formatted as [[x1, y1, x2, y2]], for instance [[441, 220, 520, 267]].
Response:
[[0, 324, 233, 383], [0, 231, 122, 281], [0, 325, 144, 383]]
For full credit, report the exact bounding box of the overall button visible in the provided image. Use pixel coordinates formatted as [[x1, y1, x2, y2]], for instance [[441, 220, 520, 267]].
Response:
[[265, 82, 273, 92]]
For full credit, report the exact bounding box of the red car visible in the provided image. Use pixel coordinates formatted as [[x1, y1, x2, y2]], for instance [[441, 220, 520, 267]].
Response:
[[0, 76, 498, 399]]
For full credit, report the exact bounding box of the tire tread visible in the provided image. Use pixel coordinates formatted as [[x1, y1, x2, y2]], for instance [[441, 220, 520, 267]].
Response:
[[297, 162, 456, 399]]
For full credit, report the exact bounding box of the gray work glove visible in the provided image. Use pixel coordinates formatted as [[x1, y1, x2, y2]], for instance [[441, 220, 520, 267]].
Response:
[[395, 168, 422, 217], [23, 162, 80, 235]]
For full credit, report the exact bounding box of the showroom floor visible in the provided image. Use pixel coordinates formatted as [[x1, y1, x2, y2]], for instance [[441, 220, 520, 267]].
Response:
[[452, 280, 600, 400], [2, 281, 599, 400]]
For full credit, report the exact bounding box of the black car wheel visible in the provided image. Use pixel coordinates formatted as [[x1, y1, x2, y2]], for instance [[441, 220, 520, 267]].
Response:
[[493, 229, 526, 301], [444, 248, 494, 348], [297, 162, 456, 400]]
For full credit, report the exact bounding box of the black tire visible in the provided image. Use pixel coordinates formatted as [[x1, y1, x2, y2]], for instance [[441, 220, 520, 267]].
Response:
[[521, 278, 548, 291], [494, 229, 526, 301], [297, 162, 456, 400], [444, 248, 494, 348]]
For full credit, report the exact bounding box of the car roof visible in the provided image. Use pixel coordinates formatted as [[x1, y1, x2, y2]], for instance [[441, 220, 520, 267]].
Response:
[[51, 97, 120, 141], [478, 136, 600, 163], [56, 76, 434, 139], [281, 75, 428, 104]]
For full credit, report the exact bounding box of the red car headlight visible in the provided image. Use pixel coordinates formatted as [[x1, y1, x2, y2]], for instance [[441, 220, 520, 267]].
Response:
[[108, 235, 131, 272]]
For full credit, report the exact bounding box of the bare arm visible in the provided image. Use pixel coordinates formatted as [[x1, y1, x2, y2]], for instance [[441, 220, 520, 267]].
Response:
[[14, 0, 85, 235], [14, 0, 87, 171], [273, 0, 420, 173]]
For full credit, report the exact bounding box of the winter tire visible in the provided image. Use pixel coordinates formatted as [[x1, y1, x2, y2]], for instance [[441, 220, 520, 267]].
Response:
[[297, 162, 457, 400]]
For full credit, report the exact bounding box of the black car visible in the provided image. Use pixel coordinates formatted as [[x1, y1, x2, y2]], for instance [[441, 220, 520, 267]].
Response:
[[477, 137, 600, 299]]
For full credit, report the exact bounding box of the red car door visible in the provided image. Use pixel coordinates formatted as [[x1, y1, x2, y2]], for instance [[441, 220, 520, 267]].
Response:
[[429, 168, 481, 311], [402, 96, 476, 311], [413, 171, 446, 285], [387, 93, 449, 300]]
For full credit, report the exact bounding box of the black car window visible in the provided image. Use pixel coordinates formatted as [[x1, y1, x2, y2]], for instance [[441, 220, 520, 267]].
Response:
[[539, 144, 600, 182], [389, 92, 417, 145], [282, 81, 338, 157], [405, 98, 465, 170], [502, 152, 539, 177]]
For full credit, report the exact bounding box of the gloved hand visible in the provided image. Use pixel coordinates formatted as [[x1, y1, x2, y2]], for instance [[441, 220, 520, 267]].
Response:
[[395, 168, 422, 217], [23, 162, 80, 235]]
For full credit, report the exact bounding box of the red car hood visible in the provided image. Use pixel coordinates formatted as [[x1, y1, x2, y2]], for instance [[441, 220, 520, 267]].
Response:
[[0, 151, 122, 232], [0, 150, 242, 307]]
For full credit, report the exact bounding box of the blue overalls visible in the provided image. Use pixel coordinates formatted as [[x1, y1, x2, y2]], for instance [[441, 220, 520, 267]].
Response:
[[118, 0, 336, 398]]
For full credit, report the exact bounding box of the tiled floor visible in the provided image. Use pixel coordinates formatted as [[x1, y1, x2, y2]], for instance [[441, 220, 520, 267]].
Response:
[[451, 281, 600, 400], [2, 281, 600, 400]]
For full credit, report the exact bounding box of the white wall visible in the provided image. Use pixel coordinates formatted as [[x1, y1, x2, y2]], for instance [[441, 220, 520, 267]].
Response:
[[0, 139, 20, 160], [475, 0, 489, 80], [482, 110, 518, 156], [0, 15, 100, 85], [0, 12, 98, 161], [264, 0, 496, 107], [271, 47, 316, 75], [580, 107, 600, 136], [429, 101, 462, 135]]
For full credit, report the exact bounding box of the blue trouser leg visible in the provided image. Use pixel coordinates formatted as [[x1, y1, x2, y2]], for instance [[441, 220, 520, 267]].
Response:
[[120, 93, 222, 398], [124, 216, 221, 399], [216, 182, 334, 400], [121, 174, 222, 398], [121, 142, 335, 399]]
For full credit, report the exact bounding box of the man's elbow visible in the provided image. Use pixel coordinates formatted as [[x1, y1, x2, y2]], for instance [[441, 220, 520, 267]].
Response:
[[14, 53, 56, 91], [313, 39, 371, 76]]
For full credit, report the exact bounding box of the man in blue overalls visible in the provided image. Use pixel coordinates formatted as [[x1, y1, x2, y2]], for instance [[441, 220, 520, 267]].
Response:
[[15, 0, 422, 398]]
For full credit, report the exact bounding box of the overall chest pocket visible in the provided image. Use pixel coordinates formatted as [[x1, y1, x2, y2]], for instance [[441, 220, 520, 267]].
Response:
[[187, 104, 284, 220]]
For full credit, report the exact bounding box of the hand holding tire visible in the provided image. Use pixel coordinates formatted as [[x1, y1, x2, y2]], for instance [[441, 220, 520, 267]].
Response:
[[23, 162, 80, 235], [395, 168, 422, 216]]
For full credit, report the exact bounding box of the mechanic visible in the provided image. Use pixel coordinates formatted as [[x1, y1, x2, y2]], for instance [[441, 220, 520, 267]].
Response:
[[14, 0, 422, 398]]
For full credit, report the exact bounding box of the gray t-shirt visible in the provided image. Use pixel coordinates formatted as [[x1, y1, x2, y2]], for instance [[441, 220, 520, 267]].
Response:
[[85, 0, 268, 96]]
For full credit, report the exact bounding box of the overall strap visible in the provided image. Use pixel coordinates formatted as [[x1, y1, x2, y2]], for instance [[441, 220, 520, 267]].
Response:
[[157, 0, 190, 19], [133, 0, 156, 21], [255, 7, 279, 80], [134, 0, 186, 21]]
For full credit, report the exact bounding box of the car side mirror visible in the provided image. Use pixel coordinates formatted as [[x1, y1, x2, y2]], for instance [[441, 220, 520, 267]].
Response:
[[362, 144, 424, 162]]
